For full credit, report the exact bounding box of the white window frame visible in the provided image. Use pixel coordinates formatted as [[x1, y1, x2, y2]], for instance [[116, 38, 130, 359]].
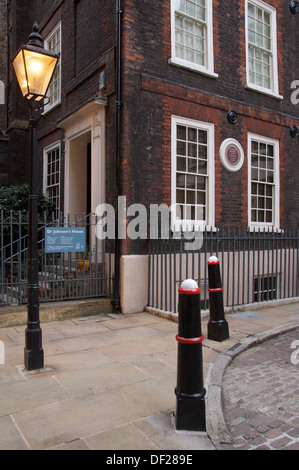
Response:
[[170, 0, 217, 78], [44, 22, 61, 113], [245, 0, 282, 99], [248, 133, 280, 230], [171, 116, 215, 231], [43, 142, 61, 218]]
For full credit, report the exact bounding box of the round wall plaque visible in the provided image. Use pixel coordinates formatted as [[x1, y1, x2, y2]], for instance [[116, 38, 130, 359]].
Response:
[[219, 138, 244, 172]]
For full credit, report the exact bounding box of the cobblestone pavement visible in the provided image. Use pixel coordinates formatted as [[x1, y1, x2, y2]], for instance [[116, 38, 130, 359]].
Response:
[[221, 329, 299, 450]]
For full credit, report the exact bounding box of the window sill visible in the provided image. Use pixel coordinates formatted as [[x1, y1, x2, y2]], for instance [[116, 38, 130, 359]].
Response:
[[248, 225, 283, 233], [169, 58, 218, 79], [172, 222, 217, 233], [246, 84, 283, 101], [43, 101, 61, 116]]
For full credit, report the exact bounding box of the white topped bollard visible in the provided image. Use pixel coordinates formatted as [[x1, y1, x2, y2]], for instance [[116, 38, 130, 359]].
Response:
[[175, 279, 206, 432]]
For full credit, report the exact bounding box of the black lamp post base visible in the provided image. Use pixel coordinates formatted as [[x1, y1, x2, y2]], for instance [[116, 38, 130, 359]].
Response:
[[208, 319, 230, 342], [24, 327, 44, 371], [175, 391, 206, 432], [24, 347, 44, 371]]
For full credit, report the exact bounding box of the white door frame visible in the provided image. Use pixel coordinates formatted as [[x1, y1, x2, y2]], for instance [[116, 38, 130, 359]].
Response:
[[58, 98, 107, 220]]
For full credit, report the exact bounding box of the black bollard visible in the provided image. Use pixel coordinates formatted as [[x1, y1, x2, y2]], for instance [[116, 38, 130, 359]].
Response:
[[207, 256, 229, 342], [175, 279, 206, 432]]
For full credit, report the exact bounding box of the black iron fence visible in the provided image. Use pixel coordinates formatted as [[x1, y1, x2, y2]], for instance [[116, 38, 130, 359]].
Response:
[[148, 226, 299, 314], [0, 212, 114, 305]]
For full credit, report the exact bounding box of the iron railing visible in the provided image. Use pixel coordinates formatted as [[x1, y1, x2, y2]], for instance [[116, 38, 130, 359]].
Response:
[[148, 226, 299, 314], [0, 211, 114, 305]]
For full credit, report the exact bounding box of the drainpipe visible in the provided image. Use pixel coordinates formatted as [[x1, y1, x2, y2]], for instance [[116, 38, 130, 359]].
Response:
[[113, 0, 122, 313]]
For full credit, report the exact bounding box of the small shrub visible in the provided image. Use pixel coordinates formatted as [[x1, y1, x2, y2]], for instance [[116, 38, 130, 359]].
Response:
[[0, 183, 55, 248]]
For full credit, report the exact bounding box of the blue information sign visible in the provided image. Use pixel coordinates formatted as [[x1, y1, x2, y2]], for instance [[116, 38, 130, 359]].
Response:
[[45, 227, 86, 253]]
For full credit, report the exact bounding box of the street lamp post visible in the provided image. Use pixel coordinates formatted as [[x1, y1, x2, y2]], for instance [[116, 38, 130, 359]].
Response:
[[12, 23, 59, 371]]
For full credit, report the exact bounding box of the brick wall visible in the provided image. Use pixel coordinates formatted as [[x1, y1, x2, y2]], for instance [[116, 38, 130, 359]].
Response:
[[119, 0, 299, 255], [36, 0, 117, 211], [0, 1, 8, 183], [0, 2, 7, 115], [3, 0, 41, 185]]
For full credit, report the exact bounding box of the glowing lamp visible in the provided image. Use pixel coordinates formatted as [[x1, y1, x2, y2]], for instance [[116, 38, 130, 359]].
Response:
[[12, 22, 59, 101]]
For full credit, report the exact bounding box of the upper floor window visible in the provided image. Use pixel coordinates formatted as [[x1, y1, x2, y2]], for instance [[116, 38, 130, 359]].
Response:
[[245, 0, 281, 99], [248, 133, 280, 230], [170, 0, 217, 77], [44, 23, 61, 112], [171, 116, 215, 230]]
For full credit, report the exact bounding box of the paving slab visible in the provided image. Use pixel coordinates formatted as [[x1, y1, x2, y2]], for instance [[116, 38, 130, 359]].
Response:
[[13, 389, 151, 450], [85, 423, 160, 451], [53, 362, 149, 397], [0, 416, 29, 450]]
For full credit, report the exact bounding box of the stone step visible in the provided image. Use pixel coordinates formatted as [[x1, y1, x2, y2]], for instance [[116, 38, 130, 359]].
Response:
[[0, 297, 114, 328]]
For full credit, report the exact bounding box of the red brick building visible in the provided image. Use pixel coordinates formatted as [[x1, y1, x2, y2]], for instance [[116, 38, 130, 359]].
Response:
[[2, 0, 299, 313]]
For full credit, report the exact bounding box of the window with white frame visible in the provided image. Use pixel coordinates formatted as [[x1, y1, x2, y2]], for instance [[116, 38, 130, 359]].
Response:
[[246, 0, 281, 98], [172, 116, 214, 229], [170, 0, 217, 77], [248, 134, 280, 229], [44, 23, 61, 111], [44, 143, 61, 218]]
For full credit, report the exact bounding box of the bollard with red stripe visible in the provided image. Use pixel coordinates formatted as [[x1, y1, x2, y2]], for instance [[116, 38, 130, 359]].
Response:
[[175, 279, 206, 432], [207, 256, 229, 342]]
